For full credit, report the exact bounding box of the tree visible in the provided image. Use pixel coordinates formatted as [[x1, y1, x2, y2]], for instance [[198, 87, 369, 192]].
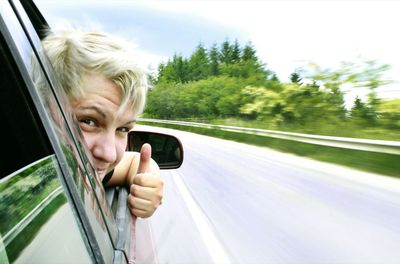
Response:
[[290, 71, 302, 85], [242, 42, 257, 61], [220, 39, 234, 64], [240, 86, 282, 121], [350, 96, 373, 125], [300, 58, 392, 121], [377, 98, 400, 129], [208, 43, 220, 76], [270, 74, 279, 82], [157, 54, 190, 83], [341, 59, 391, 121], [147, 39, 274, 120], [188, 44, 210, 81], [231, 39, 241, 63], [240, 81, 347, 127]]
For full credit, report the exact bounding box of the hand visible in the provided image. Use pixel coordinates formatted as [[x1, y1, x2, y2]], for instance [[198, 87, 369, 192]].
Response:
[[128, 143, 163, 218]]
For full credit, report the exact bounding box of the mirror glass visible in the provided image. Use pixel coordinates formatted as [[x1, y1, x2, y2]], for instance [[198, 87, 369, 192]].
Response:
[[128, 131, 183, 169]]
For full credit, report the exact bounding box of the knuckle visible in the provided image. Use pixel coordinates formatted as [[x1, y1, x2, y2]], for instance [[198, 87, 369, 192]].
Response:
[[133, 175, 143, 185], [130, 184, 139, 196], [129, 207, 135, 215], [127, 193, 133, 202], [143, 211, 152, 218], [155, 193, 163, 203]]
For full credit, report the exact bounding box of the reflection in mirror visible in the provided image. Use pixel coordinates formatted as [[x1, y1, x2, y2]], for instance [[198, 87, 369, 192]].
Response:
[[128, 131, 184, 169]]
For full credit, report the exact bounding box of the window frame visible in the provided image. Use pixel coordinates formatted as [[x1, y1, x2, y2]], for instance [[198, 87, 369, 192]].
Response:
[[0, 1, 122, 262]]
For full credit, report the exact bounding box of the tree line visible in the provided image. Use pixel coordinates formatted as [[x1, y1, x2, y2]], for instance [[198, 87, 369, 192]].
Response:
[[155, 40, 273, 84], [145, 39, 399, 132]]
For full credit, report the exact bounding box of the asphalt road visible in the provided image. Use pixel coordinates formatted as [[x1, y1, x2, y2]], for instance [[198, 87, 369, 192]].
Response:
[[137, 125, 400, 264]]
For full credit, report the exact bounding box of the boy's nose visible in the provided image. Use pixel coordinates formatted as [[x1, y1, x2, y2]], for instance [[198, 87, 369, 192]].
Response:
[[91, 132, 117, 164]]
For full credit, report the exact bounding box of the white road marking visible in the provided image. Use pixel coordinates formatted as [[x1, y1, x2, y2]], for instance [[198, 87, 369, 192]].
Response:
[[171, 170, 232, 264]]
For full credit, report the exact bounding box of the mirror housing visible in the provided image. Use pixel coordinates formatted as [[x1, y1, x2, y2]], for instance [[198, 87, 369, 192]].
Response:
[[128, 131, 184, 169]]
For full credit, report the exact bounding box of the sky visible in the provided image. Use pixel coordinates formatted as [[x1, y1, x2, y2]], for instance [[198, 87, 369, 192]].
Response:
[[35, 0, 400, 104]]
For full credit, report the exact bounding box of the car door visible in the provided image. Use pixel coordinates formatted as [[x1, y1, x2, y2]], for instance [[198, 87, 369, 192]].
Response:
[[0, 0, 133, 263]]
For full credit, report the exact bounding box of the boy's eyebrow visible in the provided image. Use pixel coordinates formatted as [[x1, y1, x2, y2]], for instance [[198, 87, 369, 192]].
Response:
[[123, 120, 136, 126], [79, 106, 107, 119], [78, 105, 136, 125]]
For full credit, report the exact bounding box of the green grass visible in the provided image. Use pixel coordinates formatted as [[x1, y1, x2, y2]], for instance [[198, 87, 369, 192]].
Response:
[[225, 118, 400, 142], [139, 121, 400, 178], [5, 194, 67, 263], [173, 117, 400, 141]]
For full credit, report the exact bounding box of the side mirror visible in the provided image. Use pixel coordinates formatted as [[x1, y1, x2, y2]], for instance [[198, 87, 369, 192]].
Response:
[[128, 131, 184, 169]]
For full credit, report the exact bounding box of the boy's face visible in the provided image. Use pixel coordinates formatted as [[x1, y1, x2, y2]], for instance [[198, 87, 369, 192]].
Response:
[[71, 74, 135, 179]]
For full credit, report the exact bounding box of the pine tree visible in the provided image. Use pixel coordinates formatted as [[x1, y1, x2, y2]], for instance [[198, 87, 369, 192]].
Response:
[[157, 54, 189, 83], [208, 43, 220, 76], [188, 44, 210, 81], [242, 42, 257, 61], [231, 39, 241, 63], [220, 39, 233, 64], [270, 74, 279, 82], [290, 72, 302, 85]]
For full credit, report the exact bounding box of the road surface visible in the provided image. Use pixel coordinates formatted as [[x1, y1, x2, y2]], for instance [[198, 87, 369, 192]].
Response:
[[137, 125, 400, 264]]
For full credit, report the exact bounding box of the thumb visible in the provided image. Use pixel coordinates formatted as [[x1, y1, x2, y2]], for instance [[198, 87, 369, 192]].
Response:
[[137, 143, 152, 173]]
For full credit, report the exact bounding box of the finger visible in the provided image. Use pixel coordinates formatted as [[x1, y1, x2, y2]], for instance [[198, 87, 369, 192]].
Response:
[[129, 208, 151, 218], [128, 194, 154, 211], [130, 184, 163, 203], [137, 143, 152, 174]]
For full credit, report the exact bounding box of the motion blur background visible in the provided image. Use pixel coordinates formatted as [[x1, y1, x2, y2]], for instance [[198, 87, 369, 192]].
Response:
[[34, 1, 400, 263]]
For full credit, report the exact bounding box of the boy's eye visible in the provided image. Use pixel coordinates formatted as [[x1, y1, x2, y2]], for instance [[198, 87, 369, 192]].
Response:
[[117, 127, 130, 133], [81, 119, 96, 126]]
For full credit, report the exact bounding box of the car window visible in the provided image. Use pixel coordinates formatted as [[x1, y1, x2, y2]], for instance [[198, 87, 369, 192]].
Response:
[[0, 156, 92, 263], [12, 0, 120, 242], [0, 12, 93, 261], [0, 31, 50, 178], [0, 2, 116, 262]]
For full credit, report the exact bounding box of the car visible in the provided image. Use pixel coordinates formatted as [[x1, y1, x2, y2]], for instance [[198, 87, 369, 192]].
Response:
[[0, 0, 183, 263]]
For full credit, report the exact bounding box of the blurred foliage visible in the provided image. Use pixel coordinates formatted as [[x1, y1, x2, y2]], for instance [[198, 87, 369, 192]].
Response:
[[0, 158, 60, 234], [240, 82, 346, 126], [6, 194, 66, 262], [0, 157, 66, 262], [145, 40, 399, 140], [377, 99, 400, 129]]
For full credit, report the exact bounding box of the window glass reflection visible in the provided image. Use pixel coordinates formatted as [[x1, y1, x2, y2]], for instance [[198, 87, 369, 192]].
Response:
[[0, 156, 92, 263]]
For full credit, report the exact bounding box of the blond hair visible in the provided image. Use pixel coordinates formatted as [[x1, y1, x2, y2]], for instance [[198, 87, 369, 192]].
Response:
[[41, 27, 148, 117]]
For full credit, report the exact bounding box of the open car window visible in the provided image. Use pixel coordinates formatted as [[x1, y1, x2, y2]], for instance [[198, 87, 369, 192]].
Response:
[[12, 0, 123, 245], [0, 6, 93, 261], [0, 1, 120, 262]]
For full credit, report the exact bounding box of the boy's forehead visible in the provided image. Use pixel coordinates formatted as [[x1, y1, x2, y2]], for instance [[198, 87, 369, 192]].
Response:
[[116, 104, 136, 122], [71, 95, 135, 122], [74, 73, 138, 120]]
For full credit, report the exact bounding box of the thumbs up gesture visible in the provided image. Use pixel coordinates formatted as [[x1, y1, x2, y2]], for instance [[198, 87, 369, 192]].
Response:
[[128, 143, 164, 218]]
